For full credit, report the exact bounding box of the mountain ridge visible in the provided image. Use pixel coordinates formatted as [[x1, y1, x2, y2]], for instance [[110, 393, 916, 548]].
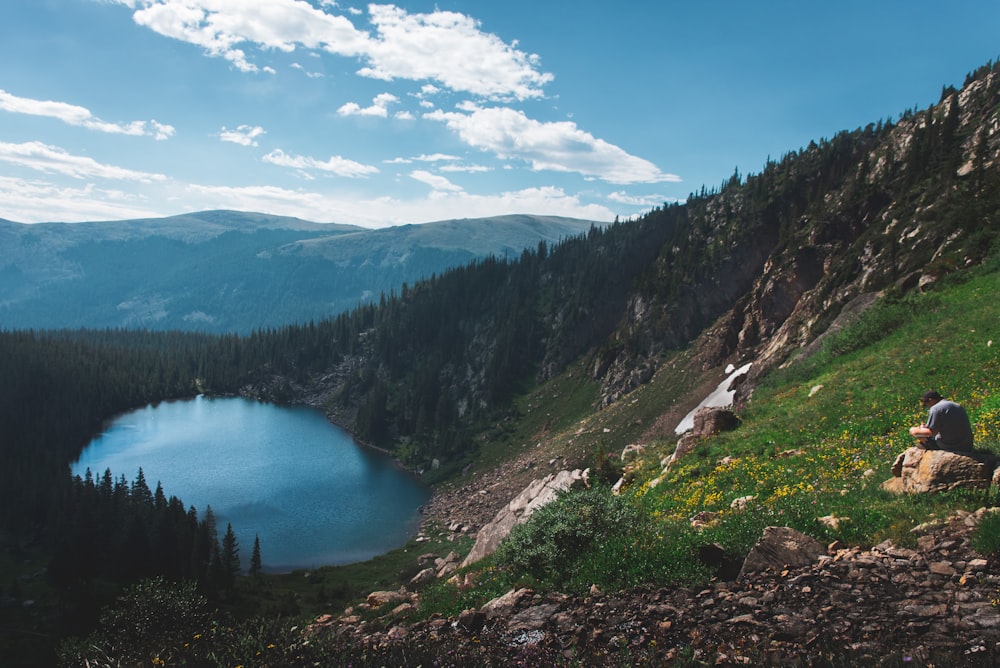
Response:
[[0, 211, 602, 333]]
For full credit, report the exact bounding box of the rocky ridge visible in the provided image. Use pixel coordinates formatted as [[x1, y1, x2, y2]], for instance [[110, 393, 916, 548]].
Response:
[[312, 508, 1000, 666]]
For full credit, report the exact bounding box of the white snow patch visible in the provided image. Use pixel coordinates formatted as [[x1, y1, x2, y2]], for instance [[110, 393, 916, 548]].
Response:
[[674, 362, 752, 435]]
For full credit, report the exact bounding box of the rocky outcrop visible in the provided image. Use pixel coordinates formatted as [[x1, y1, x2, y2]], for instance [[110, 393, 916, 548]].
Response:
[[667, 406, 742, 472], [882, 447, 999, 494], [738, 526, 827, 580], [315, 509, 1000, 666], [460, 469, 590, 568]]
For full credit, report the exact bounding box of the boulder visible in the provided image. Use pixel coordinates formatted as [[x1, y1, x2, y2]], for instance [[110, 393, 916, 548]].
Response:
[[738, 526, 826, 580], [665, 407, 742, 471], [881, 447, 998, 494], [480, 588, 533, 620], [460, 469, 590, 567], [367, 589, 413, 608], [409, 568, 437, 586], [692, 406, 741, 436]]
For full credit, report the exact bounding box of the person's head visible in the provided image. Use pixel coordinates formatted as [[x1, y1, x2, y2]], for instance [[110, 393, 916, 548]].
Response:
[[921, 390, 942, 407]]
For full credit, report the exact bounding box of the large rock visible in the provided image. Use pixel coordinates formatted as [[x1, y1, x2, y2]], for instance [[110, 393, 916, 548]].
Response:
[[460, 469, 590, 568], [881, 447, 998, 494], [738, 526, 826, 580], [665, 407, 742, 472], [692, 406, 741, 435]]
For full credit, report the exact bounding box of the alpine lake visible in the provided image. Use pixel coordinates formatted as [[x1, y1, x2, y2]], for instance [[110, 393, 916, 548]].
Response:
[[72, 396, 429, 572]]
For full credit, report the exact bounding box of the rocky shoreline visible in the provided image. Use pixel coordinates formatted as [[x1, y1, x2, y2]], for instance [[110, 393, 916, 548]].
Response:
[[313, 507, 1000, 666]]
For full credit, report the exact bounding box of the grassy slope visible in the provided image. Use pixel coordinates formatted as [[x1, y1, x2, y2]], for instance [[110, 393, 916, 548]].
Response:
[[412, 261, 1000, 606]]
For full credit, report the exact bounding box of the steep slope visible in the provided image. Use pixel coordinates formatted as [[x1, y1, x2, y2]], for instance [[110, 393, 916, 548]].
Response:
[[598, 63, 1000, 405], [0, 211, 600, 333], [259, 62, 1000, 479]]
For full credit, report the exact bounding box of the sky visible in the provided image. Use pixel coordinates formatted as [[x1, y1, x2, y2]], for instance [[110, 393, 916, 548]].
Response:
[[1, 1, 999, 228]]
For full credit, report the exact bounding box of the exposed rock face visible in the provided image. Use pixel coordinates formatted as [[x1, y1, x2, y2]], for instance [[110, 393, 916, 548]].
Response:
[[882, 447, 998, 494], [692, 406, 741, 435], [738, 526, 827, 580], [460, 469, 590, 568]]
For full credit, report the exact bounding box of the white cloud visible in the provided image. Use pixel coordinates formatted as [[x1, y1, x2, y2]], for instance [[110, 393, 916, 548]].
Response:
[[115, 2, 551, 99], [291, 62, 324, 78], [394, 110, 415, 120], [0, 176, 160, 223], [413, 153, 459, 162], [127, 0, 369, 74], [183, 182, 612, 228], [360, 5, 551, 100], [2, 173, 615, 227], [425, 106, 680, 185], [440, 163, 491, 173], [220, 124, 266, 146], [0, 141, 168, 182], [410, 169, 462, 192], [337, 92, 398, 117], [262, 148, 379, 177], [607, 191, 682, 207], [0, 88, 175, 139]]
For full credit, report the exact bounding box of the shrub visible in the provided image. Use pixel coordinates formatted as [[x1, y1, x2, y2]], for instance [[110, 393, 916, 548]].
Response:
[[972, 511, 1000, 558], [493, 485, 647, 591], [59, 577, 216, 667]]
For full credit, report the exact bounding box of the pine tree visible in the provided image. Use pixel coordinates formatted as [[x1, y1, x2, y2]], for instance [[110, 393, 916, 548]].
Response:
[[221, 523, 240, 588], [249, 534, 262, 577]]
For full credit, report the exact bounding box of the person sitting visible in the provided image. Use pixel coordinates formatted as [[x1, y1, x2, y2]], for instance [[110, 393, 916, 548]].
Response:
[[908, 390, 974, 453]]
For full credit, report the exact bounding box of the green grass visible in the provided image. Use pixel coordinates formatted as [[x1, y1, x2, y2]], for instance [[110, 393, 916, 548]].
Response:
[[472, 263, 1000, 593]]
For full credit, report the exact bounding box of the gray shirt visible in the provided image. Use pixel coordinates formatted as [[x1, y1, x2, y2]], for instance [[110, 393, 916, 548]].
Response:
[[926, 400, 974, 452]]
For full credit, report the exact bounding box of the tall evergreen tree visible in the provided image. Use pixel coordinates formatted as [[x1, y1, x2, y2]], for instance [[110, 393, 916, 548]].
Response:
[[221, 523, 240, 588], [249, 534, 262, 577]]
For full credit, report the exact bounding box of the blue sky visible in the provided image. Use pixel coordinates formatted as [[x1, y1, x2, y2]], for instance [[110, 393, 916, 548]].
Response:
[[1, 1, 998, 227]]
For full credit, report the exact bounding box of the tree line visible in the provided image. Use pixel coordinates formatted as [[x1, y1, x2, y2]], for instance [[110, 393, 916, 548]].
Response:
[[2, 59, 1000, 650]]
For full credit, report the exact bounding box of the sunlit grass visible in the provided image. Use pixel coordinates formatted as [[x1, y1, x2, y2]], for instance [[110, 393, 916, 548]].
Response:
[[483, 265, 1000, 593]]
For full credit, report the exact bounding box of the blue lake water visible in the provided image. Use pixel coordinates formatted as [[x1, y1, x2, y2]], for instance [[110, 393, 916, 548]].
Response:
[[72, 396, 429, 572]]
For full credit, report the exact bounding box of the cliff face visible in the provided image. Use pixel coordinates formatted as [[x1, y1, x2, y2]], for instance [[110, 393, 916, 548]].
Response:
[[595, 66, 1000, 406]]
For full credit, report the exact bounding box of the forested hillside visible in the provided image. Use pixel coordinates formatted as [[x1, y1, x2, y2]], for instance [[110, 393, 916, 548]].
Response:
[[3, 59, 1000, 665], [245, 60, 1000, 475]]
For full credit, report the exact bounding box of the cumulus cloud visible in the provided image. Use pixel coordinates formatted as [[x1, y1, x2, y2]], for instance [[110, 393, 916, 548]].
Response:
[[0, 88, 175, 139], [113, 1, 550, 99], [0, 141, 168, 182], [220, 124, 266, 146], [360, 4, 551, 100], [410, 169, 462, 192], [337, 92, 398, 117], [262, 148, 379, 177], [125, 0, 369, 73], [425, 106, 680, 185]]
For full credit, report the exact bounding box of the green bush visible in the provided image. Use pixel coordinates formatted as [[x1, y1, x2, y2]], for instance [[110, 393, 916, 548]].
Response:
[[972, 511, 1000, 558], [59, 577, 216, 667], [493, 485, 647, 591]]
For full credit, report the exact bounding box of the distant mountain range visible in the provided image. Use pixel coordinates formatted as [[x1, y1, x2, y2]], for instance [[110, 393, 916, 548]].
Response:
[[0, 210, 602, 333]]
